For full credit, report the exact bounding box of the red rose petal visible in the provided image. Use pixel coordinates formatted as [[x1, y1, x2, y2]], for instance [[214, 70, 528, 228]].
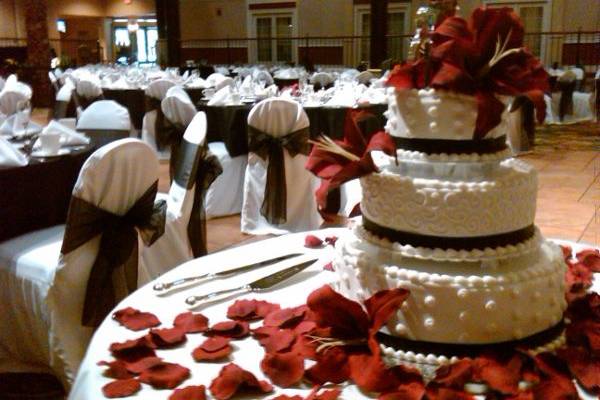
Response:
[[306, 386, 343, 400], [192, 337, 233, 361], [560, 244, 572, 261], [364, 288, 410, 339], [269, 395, 303, 400], [149, 327, 187, 348], [206, 321, 250, 339], [557, 346, 600, 393], [323, 262, 334, 272], [432, 359, 473, 389], [294, 320, 316, 335], [425, 386, 473, 400], [531, 352, 579, 400], [98, 360, 134, 380], [139, 362, 191, 389], [566, 261, 594, 293], [227, 299, 280, 321], [379, 382, 425, 400], [305, 346, 350, 385], [264, 306, 308, 329], [109, 336, 157, 363], [253, 327, 296, 353], [472, 352, 523, 395], [576, 248, 600, 271], [260, 352, 305, 387], [173, 312, 209, 333], [125, 356, 163, 374], [113, 307, 161, 331], [102, 378, 141, 398], [566, 319, 600, 352], [304, 234, 324, 248], [348, 353, 410, 393], [209, 363, 273, 400], [169, 385, 207, 400]]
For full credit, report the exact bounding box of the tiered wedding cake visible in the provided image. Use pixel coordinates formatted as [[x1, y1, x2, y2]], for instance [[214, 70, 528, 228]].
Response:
[[332, 5, 566, 363]]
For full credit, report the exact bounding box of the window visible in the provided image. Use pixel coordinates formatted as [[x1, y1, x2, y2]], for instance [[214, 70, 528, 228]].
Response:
[[250, 12, 296, 64]]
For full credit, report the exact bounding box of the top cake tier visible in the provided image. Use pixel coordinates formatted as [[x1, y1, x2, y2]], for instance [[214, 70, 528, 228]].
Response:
[[386, 88, 510, 158]]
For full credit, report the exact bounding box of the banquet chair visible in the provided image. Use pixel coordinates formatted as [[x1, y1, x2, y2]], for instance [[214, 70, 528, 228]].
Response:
[[310, 72, 334, 91], [241, 98, 322, 235], [53, 79, 75, 120], [356, 70, 375, 85], [76, 100, 131, 148], [48, 71, 61, 93], [141, 112, 223, 277], [141, 79, 176, 152], [74, 79, 103, 110], [253, 70, 274, 86], [0, 90, 28, 116], [0, 139, 163, 387]]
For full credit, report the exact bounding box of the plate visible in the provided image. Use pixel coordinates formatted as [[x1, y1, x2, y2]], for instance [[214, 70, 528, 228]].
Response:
[[30, 148, 72, 158]]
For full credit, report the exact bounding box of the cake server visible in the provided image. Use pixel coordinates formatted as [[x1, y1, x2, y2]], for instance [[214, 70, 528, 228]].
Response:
[[185, 257, 318, 307], [153, 252, 303, 294]]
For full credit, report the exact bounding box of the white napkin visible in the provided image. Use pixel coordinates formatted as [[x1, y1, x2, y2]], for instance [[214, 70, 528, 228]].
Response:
[[326, 88, 357, 107], [0, 113, 42, 137], [207, 86, 231, 106], [0, 136, 27, 167], [40, 120, 90, 146], [185, 77, 208, 88]]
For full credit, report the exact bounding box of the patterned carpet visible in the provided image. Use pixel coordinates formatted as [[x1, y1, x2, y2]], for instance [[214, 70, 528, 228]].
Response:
[[535, 121, 599, 152]]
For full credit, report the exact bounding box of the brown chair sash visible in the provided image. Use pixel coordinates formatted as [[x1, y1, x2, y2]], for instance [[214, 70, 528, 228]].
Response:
[[157, 118, 187, 181], [60, 181, 166, 327], [557, 80, 575, 121], [53, 100, 69, 120], [73, 92, 104, 110], [247, 125, 310, 225], [145, 96, 167, 151], [173, 139, 223, 257]]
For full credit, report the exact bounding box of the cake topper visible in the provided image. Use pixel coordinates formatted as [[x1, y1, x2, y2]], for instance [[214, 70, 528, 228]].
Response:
[[408, 0, 458, 61]]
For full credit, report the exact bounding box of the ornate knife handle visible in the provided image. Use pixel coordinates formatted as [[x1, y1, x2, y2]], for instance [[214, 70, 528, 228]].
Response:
[[185, 285, 251, 307], [153, 273, 211, 292]]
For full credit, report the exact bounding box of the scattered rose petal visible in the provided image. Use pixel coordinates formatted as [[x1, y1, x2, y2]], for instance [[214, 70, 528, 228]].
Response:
[[98, 360, 133, 380], [113, 307, 161, 331], [125, 356, 163, 374], [348, 353, 419, 393], [425, 386, 474, 400], [557, 346, 600, 393], [269, 395, 303, 400], [102, 379, 141, 398], [206, 321, 250, 338], [324, 236, 338, 246], [264, 306, 307, 329], [261, 352, 305, 387], [566, 261, 594, 293], [109, 336, 156, 363], [576, 248, 600, 272], [227, 299, 280, 321], [305, 346, 351, 385], [139, 362, 191, 389], [472, 352, 523, 395], [173, 312, 209, 333], [209, 363, 273, 400], [149, 327, 187, 348], [432, 358, 473, 389], [306, 386, 343, 400], [531, 352, 579, 400], [323, 262, 334, 272], [192, 337, 233, 361], [307, 285, 369, 338], [304, 234, 324, 248], [560, 245, 572, 261], [169, 385, 207, 400], [252, 326, 296, 353]]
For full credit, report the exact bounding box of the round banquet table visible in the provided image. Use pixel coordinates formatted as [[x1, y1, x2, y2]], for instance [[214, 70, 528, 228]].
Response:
[[197, 102, 388, 158], [0, 145, 93, 242], [103, 88, 205, 131], [69, 232, 598, 400]]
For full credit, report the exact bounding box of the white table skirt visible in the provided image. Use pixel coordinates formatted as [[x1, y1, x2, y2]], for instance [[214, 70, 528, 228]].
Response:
[[69, 231, 598, 400]]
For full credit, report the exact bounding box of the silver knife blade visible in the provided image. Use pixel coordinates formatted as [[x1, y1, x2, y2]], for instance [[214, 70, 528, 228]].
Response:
[[185, 257, 319, 307], [153, 252, 304, 293]]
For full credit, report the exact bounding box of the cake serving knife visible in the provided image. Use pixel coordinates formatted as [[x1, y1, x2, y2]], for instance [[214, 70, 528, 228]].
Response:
[[153, 252, 304, 295], [185, 257, 319, 308]]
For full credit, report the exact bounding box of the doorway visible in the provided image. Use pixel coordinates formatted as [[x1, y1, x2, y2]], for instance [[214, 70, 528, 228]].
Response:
[[112, 18, 158, 65], [251, 12, 296, 64]]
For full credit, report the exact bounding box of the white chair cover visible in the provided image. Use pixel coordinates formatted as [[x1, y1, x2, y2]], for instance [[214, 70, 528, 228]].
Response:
[[76, 79, 103, 100], [140, 113, 207, 281], [142, 79, 176, 152], [161, 90, 196, 128], [356, 70, 374, 85], [76, 100, 131, 131], [214, 76, 233, 91], [2, 76, 32, 99], [241, 98, 322, 235], [0, 139, 159, 386], [253, 70, 274, 86], [56, 80, 75, 102], [205, 142, 247, 218], [310, 72, 334, 87], [0, 90, 28, 116]]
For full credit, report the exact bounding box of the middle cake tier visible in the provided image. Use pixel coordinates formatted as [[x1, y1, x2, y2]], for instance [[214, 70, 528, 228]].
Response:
[[361, 157, 537, 243]]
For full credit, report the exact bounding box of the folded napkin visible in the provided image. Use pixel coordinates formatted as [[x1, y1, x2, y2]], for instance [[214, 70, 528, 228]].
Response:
[[185, 77, 208, 88], [207, 86, 231, 106], [0, 113, 42, 138], [326, 89, 357, 107], [0, 136, 27, 167], [39, 120, 90, 146]]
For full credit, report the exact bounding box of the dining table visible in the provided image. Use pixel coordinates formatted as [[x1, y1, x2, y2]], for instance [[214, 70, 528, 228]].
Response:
[[0, 144, 93, 242], [68, 233, 598, 400], [197, 101, 388, 157]]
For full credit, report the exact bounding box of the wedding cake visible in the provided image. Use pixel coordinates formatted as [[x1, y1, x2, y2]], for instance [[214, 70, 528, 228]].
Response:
[[331, 5, 566, 362]]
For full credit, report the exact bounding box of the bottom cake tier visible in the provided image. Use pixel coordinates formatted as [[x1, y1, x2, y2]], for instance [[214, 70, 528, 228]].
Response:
[[333, 226, 567, 345]]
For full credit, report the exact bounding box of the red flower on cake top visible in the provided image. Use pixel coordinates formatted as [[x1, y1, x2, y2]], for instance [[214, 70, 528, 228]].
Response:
[[388, 6, 549, 139]]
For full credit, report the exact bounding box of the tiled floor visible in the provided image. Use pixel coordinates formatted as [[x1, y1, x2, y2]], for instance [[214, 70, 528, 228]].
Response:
[[33, 109, 600, 251]]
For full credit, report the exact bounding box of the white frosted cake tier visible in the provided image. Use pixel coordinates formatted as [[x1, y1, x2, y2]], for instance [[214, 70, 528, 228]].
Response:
[[333, 230, 567, 344], [385, 88, 509, 142], [361, 158, 537, 239]]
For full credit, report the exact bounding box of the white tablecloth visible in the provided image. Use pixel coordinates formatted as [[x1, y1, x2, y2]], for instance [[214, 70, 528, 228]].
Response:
[[69, 232, 598, 400]]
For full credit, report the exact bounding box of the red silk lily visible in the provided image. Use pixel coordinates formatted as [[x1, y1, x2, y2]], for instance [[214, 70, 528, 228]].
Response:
[[305, 109, 396, 219], [387, 7, 549, 139]]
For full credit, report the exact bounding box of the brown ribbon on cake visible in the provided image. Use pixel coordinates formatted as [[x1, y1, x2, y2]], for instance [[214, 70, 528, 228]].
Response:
[[557, 80, 575, 122], [392, 135, 507, 155], [173, 139, 223, 257], [363, 216, 535, 251], [247, 125, 311, 225], [60, 181, 166, 327]]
